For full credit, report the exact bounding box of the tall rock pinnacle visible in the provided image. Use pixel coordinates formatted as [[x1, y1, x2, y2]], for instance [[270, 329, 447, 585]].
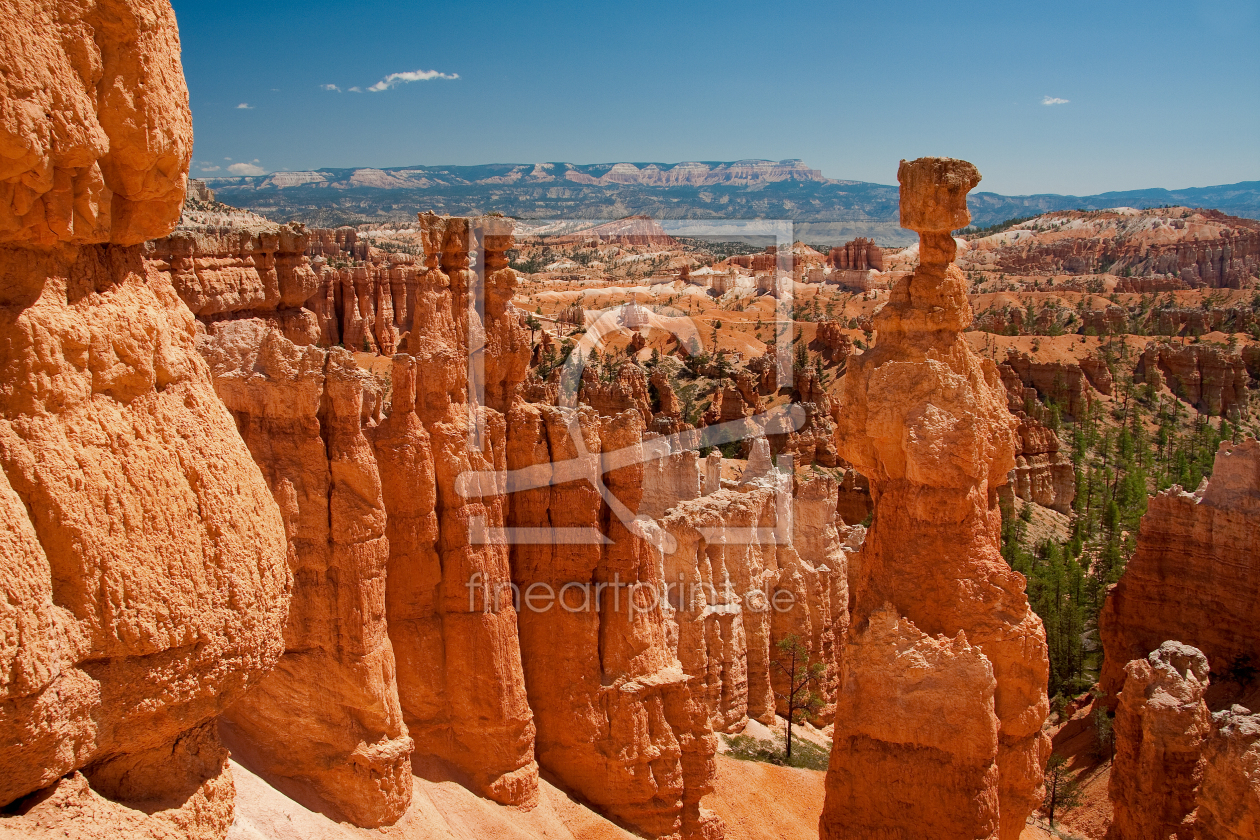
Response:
[[820, 158, 1050, 840]]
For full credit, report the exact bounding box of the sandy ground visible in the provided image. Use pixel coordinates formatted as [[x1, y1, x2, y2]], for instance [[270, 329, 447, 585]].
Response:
[[228, 759, 637, 840], [704, 755, 825, 840], [229, 752, 847, 840]]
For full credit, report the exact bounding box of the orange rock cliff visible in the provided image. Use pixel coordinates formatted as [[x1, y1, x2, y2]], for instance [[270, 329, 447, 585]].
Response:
[[0, 1, 290, 837], [1098, 439, 1260, 840]]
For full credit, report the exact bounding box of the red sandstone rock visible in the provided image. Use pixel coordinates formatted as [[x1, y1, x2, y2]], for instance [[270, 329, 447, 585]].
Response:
[[0, 6, 289, 838], [1100, 439, 1260, 705], [822, 157, 1050, 840], [1107, 642, 1211, 840], [826, 237, 884, 272], [1195, 707, 1260, 840], [200, 327, 414, 827], [185, 212, 543, 822], [1136, 342, 1249, 418], [504, 403, 720, 839], [813, 320, 854, 363], [1001, 349, 1097, 418], [0, 0, 192, 247], [581, 361, 654, 424], [825, 608, 1002, 838], [659, 475, 847, 734], [146, 209, 317, 320], [1001, 413, 1076, 514]]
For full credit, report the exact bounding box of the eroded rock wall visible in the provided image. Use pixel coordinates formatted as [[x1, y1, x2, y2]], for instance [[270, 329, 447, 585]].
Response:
[[1195, 707, 1260, 840], [0, 4, 290, 838], [1100, 438, 1260, 705], [199, 324, 414, 826], [186, 214, 540, 820], [503, 403, 721, 839], [1001, 413, 1076, 514]]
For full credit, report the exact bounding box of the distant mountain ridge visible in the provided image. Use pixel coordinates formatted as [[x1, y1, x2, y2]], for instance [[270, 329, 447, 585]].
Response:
[[205, 161, 1260, 247]]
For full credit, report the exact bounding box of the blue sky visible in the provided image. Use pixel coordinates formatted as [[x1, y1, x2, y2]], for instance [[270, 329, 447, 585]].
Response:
[[173, 0, 1259, 195]]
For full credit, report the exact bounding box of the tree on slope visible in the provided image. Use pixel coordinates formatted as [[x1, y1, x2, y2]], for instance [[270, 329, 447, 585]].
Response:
[[771, 634, 824, 764]]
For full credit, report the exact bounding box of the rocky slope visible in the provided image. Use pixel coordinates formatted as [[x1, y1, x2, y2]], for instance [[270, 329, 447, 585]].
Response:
[[0, 1, 290, 837], [821, 158, 1050, 840]]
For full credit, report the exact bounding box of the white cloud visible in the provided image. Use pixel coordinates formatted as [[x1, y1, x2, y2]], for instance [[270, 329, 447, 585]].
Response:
[[228, 162, 266, 176], [320, 84, 341, 92], [224, 157, 232, 161], [236, 102, 254, 109], [198, 164, 221, 172], [348, 86, 362, 93], [368, 69, 458, 92], [1041, 96, 1070, 106]]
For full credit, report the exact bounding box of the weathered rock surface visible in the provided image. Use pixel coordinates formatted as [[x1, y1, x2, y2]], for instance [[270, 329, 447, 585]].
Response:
[[0, 0, 192, 246], [822, 157, 1050, 840], [1100, 439, 1260, 705], [503, 403, 721, 839], [812, 320, 854, 364], [145, 208, 316, 320], [826, 237, 884, 272], [1107, 642, 1211, 840], [1000, 348, 1097, 419], [199, 324, 414, 827], [657, 472, 848, 734], [1195, 707, 1260, 840], [186, 214, 541, 820], [1001, 413, 1076, 514], [824, 608, 1002, 838], [1136, 342, 1249, 418], [0, 5, 289, 839]]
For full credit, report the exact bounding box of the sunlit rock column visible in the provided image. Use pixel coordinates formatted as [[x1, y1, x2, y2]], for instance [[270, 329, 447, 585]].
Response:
[[1106, 641, 1211, 840], [821, 157, 1050, 840], [209, 336, 414, 828], [402, 213, 539, 806]]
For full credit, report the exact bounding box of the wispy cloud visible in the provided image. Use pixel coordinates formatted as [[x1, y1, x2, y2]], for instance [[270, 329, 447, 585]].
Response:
[[348, 86, 362, 93], [320, 84, 341, 92], [197, 164, 221, 172], [1041, 96, 1069, 106], [368, 69, 458, 92], [228, 162, 265, 176], [236, 102, 254, 109]]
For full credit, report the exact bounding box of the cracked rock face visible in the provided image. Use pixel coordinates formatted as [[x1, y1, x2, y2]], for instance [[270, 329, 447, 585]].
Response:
[[1196, 707, 1260, 840], [0, 4, 289, 838], [821, 157, 1050, 840]]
